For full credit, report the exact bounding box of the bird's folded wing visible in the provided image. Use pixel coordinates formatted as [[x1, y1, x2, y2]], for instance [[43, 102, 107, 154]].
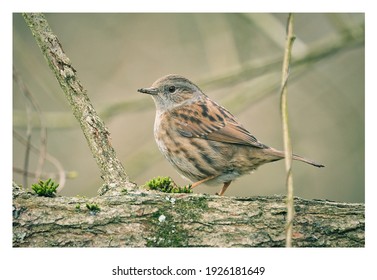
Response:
[[170, 100, 267, 149]]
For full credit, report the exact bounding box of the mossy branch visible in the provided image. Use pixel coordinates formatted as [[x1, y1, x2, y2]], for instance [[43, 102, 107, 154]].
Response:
[[22, 13, 132, 194], [12, 183, 364, 247]]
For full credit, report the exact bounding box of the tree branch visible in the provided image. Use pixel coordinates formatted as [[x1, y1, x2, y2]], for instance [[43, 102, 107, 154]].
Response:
[[280, 13, 295, 247], [22, 13, 133, 194], [12, 184, 364, 247]]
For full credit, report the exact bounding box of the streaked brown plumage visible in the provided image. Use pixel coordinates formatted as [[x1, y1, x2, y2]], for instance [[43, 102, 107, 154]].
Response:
[[138, 74, 324, 195]]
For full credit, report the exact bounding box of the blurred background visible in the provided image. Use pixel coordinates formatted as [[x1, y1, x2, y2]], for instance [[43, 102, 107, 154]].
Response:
[[13, 13, 364, 202]]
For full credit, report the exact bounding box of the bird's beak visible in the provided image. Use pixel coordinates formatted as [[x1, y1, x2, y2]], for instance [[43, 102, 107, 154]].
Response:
[[138, 87, 158, 96]]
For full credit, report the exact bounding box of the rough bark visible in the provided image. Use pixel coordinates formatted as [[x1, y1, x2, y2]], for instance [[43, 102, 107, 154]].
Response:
[[22, 13, 132, 194], [12, 183, 364, 248]]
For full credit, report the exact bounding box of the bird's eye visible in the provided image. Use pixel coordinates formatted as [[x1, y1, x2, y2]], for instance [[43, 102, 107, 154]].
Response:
[[168, 86, 176, 93]]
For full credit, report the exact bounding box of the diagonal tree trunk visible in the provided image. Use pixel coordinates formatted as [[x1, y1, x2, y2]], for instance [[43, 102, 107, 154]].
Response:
[[22, 13, 133, 195]]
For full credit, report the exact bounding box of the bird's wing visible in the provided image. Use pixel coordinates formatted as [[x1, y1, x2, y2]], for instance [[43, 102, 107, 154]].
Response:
[[169, 99, 267, 149]]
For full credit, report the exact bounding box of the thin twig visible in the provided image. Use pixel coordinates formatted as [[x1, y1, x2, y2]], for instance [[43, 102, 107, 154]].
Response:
[[13, 68, 48, 184], [201, 21, 363, 91], [280, 13, 296, 248], [23, 119, 31, 189], [13, 130, 66, 191], [13, 167, 76, 182], [14, 69, 33, 189]]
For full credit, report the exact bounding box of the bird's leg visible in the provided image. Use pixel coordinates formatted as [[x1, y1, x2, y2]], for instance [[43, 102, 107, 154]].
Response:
[[190, 175, 216, 189], [217, 181, 232, 196]]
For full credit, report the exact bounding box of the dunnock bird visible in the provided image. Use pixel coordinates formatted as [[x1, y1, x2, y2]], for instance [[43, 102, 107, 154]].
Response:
[[138, 74, 324, 195]]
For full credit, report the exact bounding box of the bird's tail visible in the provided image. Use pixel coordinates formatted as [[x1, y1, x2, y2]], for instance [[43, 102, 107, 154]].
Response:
[[265, 147, 324, 168], [292, 153, 324, 168]]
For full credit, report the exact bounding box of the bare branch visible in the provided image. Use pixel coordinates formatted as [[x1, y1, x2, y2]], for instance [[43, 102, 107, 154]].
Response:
[[13, 131, 66, 191], [280, 13, 295, 247], [14, 68, 48, 185], [22, 13, 133, 194]]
